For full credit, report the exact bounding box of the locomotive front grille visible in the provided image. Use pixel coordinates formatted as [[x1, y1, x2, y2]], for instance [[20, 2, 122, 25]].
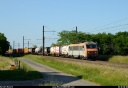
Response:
[[87, 51, 98, 57]]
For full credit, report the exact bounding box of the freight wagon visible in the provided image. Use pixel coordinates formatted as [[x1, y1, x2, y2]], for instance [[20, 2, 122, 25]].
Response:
[[35, 47, 43, 55], [44, 47, 50, 56], [24, 48, 29, 54], [50, 46, 62, 56], [61, 45, 69, 57]]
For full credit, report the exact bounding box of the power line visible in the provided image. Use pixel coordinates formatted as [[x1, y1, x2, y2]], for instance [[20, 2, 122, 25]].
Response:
[[88, 18, 128, 33], [87, 23, 128, 33]]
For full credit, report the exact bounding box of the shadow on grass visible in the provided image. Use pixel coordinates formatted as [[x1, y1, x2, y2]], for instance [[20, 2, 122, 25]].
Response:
[[0, 71, 89, 86], [0, 69, 43, 81], [96, 55, 112, 61], [4, 53, 25, 58]]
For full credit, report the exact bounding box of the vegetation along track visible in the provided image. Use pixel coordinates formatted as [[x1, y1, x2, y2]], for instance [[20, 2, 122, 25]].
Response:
[[41, 55, 128, 69]]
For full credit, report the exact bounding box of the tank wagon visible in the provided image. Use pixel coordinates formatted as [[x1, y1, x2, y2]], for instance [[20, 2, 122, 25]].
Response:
[[61, 45, 69, 57], [50, 46, 62, 56], [35, 47, 43, 55]]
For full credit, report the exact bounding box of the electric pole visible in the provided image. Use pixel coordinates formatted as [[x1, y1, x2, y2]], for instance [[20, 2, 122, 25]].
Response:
[[13, 41, 15, 53], [43, 25, 45, 56], [18, 43, 20, 48], [13, 41, 15, 50], [23, 36, 31, 54], [28, 41, 29, 49], [23, 36, 24, 54], [42, 25, 56, 56], [76, 26, 78, 43]]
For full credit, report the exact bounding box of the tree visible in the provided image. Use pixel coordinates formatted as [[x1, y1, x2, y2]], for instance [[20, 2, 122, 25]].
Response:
[[33, 45, 37, 48], [0, 33, 10, 55], [56, 30, 91, 46], [113, 31, 128, 55]]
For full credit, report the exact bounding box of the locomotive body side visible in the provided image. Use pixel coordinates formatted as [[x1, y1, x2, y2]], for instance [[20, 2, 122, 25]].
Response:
[[68, 42, 98, 60], [68, 43, 85, 59]]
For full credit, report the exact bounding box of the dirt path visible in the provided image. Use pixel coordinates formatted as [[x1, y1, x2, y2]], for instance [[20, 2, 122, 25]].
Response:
[[0, 58, 100, 86]]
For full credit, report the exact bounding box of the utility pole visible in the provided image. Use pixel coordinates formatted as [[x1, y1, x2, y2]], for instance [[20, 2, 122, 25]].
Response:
[[23, 36, 24, 54], [13, 41, 15, 50], [43, 25, 45, 56], [23, 36, 31, 54], [18, 43, 20, 48], [76, 26, 78, 43], [42, 25, 56, 56], [13, 41, 15, 54], [28, 41, 29, 49]]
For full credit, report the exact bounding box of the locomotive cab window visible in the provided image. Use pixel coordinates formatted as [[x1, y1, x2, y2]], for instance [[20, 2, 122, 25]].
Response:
[[86, 44, 97, 48]]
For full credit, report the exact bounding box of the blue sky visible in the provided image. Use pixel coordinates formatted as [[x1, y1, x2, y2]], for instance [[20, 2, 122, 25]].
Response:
[[0, 0, 128, 48]]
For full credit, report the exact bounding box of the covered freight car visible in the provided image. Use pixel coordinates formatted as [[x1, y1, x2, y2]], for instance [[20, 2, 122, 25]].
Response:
[[24, 48, 29, 54], [16, 48, 23, 54]]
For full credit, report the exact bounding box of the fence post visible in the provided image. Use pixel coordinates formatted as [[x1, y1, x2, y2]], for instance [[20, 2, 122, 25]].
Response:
[[19, 61, 20, 69]]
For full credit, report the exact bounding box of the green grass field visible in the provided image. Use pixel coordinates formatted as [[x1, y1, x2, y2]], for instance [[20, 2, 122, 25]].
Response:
[[23, 55, 128, 86]]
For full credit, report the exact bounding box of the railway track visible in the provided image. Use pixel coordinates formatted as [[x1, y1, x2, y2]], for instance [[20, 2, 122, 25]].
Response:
[[41, 55, 128, 69]]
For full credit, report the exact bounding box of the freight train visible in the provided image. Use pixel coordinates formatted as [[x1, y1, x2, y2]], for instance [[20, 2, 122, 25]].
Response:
[[6, 42, 98, 60]]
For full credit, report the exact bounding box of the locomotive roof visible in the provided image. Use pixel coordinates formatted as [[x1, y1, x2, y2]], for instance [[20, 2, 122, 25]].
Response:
[[69, 42, 97, 46]]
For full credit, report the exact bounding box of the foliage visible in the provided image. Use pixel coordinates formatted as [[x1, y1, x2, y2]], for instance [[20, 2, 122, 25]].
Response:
[[0, 33, 10, 55], [56, 30, 92, 46], [33, 45, 37, 48], [55, 30, 128, 55]]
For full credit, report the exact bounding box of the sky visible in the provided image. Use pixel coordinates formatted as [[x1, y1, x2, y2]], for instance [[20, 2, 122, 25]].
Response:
[[0, 0, 128, 48]]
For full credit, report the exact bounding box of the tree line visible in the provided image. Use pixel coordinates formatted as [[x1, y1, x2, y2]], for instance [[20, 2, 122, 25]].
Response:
[[52, 30, 128, 55], [1, 30, 128, 55]]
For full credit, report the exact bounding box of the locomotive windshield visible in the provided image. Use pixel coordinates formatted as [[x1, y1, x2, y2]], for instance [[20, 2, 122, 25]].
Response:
[[86, 44, 97, 48]]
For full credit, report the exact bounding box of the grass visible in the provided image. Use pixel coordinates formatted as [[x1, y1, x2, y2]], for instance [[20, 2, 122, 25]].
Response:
[[108, 55, 128, 64], [23, 55, 128, 86], [0, 56, 43, 81], [0, 56, 15, 70], [97, 55, 128, 64]]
